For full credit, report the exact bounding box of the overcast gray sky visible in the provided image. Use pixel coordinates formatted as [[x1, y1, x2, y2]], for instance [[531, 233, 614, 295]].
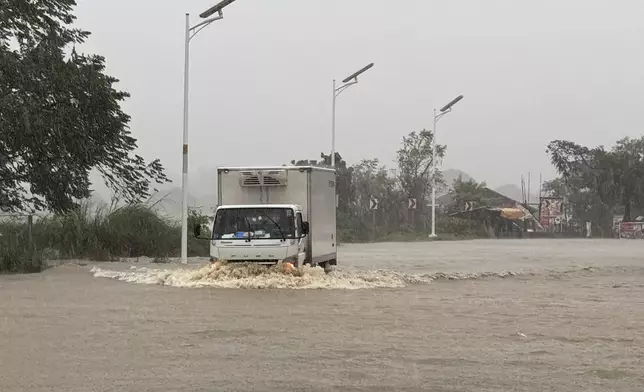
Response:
[[76, 0, 644, 195]]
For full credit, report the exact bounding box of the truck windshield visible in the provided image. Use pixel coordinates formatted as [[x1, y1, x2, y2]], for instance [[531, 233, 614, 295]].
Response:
[[212, 207, 295, 240]]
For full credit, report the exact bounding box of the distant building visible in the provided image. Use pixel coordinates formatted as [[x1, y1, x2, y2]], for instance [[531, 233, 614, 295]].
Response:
[[437, 187, 518, 212], [439, 186, 542, 237]]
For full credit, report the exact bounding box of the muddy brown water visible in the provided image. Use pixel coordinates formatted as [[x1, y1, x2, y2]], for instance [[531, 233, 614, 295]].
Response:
[[1, 239, 644, 391]]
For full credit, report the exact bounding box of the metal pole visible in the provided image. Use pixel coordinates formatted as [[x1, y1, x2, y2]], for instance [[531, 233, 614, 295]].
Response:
[[430, 109, 438, 238], [180, 13, 190, 264], [372, 208, 376, 242], [527, 172, 531, 205], [331, 79, 336, 168], [27, 214, 33, 263]]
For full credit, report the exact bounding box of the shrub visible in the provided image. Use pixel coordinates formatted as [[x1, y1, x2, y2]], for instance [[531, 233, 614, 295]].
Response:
[[0, 203, 212, 272], [337, 216, 486, 243], [0, 217, 44, 273], [436, 216, 487, 239]]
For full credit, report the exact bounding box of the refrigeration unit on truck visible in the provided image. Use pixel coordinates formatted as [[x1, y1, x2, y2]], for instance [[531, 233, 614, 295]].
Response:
[[195, 166, 337, 268]]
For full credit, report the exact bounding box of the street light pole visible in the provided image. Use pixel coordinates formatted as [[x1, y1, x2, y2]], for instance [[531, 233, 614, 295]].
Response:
[[181, 13, 191, 265], [331, 63, 374, 168], [331, 79, 336, 167], [429, 94, 464, 238], [180, 0, 237, 264], [430, 108, 438, 238]]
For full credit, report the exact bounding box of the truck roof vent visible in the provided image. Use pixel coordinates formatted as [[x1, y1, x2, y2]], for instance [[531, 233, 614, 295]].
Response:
[[241, 175, 261, 186], [239, 170, 287, 187], [262, 170, 287, 186]]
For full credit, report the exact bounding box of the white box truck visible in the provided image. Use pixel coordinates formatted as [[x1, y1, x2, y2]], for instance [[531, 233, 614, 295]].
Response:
[[197, 166, 337, 268]]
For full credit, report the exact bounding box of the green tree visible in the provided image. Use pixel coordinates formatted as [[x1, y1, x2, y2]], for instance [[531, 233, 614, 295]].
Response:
[[542, 176, 609, 232], [396, 129, 446, 227], [0, 0, 168, 213], [546, 137, 644, 232], [449, 176, 488, 213], [288, 129, 458, 240], [343, 159, 400, 241], [396, 130, 446, 194], [612, 137, 644, 221]]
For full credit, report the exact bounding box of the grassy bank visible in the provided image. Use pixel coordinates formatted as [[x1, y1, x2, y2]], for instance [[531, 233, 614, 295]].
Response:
[[0, 218, 43, 273], [337, 216, 488, 243], [0, 204, 210, 273]]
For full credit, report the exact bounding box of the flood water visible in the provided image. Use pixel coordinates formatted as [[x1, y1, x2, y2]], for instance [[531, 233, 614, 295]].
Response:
[[1, 239, 643, 391]]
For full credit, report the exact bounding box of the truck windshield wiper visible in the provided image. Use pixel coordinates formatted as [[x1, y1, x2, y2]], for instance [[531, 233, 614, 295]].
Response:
[[244, 217, 255, 242], [263, 215, 286, 241]]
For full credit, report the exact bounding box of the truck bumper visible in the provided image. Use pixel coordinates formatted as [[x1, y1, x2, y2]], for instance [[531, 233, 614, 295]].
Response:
[[209, 257, 295, 267]]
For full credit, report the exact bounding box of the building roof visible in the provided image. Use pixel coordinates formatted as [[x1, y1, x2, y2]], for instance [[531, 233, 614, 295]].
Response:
[[438, 187, 517, 208]]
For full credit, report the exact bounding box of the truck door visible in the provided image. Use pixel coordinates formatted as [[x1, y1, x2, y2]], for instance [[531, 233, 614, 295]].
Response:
[[296, 212, 306, 265]]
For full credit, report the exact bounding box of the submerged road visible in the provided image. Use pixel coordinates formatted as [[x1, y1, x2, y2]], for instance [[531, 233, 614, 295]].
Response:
[[1, 239, 643, 391]]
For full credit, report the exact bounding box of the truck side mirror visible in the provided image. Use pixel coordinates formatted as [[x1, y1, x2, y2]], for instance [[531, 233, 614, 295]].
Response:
[[302, 221, 310, 236], [194, 224, 211, 240]]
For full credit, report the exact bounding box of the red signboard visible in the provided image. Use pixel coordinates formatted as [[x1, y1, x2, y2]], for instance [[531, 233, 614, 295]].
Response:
[[619, 222, 644, 239], [539, 197, 564, 230]]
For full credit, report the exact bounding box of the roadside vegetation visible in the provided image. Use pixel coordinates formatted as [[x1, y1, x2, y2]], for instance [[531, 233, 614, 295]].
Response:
[[338, 216, 485, 243], [0, 204, 210, 273]]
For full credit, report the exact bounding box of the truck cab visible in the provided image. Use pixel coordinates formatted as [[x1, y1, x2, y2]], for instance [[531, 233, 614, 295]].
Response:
[[209, 204, 309, 266]]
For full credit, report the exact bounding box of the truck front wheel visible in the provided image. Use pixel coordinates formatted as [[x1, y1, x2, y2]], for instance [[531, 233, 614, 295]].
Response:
[[317, 261, 333, 273]]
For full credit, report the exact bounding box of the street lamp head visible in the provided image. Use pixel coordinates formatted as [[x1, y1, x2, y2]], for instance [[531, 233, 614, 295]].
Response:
[[200, 0, 237, 18], [341, 62, 374, 83], [439, 94, 464, 112]]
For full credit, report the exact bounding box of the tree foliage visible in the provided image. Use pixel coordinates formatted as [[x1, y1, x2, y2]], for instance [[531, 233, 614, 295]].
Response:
[[290, 129, 452, 240], [541, 176, 611, 233], [0, 0, 169, 213], [546, 136, 644, 231], [448, 176, 488, 213], [396, 129, 446, 201]]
